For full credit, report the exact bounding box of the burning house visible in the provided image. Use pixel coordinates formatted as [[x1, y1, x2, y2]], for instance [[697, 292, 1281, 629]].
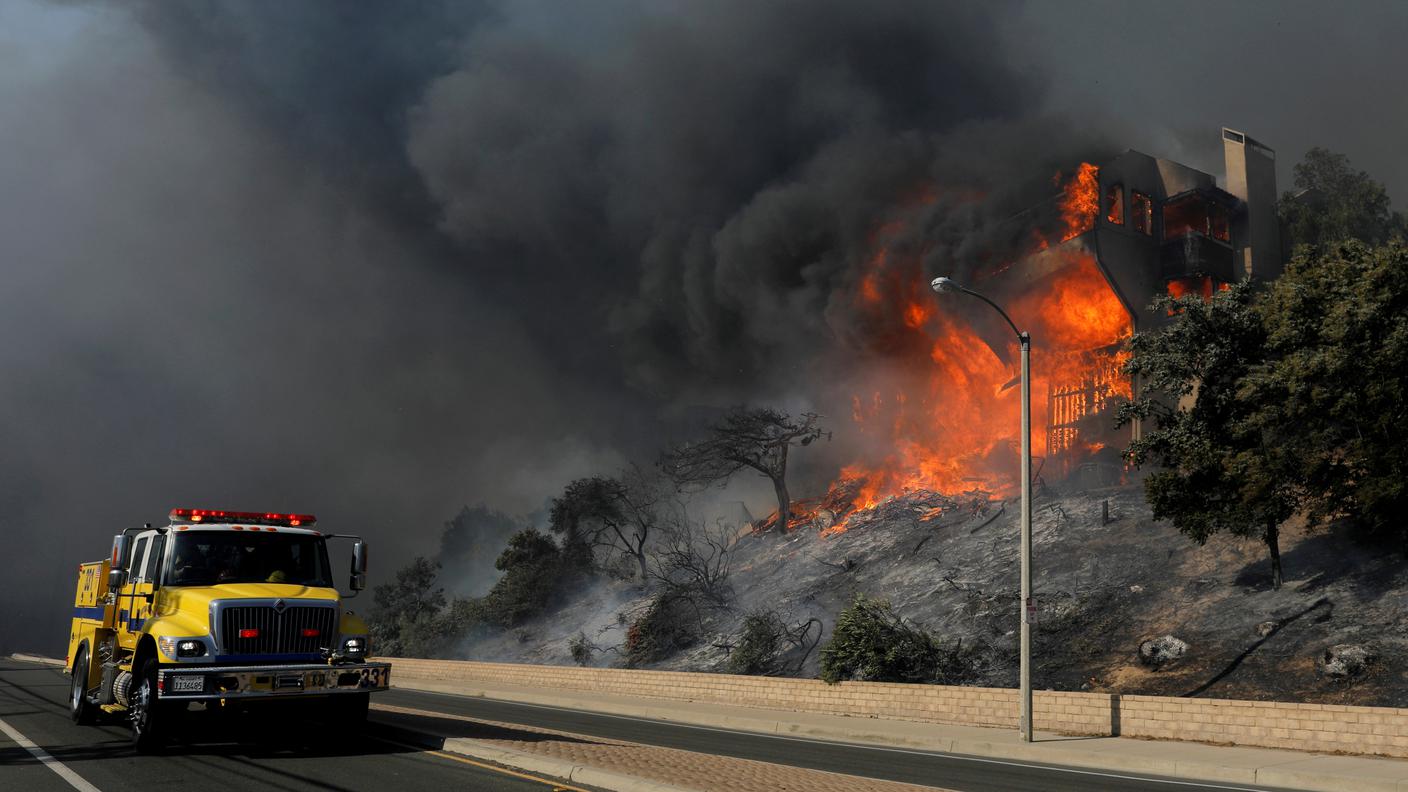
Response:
[[1032, 127, 1283, 481], [808, 128, 1282, 533]]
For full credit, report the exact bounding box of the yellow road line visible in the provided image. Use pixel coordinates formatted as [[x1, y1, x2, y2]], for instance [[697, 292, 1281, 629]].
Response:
[[371, 735, 592, 792]]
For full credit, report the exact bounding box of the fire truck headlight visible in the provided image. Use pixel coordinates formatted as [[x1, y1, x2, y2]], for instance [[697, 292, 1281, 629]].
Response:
[[342, 637, 367, 656], [160, 637, 208, 659]]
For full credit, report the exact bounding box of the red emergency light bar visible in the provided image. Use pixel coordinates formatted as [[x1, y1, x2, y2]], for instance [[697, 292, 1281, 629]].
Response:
[[169, 508, 317, 527]]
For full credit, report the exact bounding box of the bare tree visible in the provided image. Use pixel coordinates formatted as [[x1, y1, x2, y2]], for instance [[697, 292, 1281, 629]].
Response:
[[616, 509, 736, 668], [651, 511, 734, 607], [659, 406, 827, 533]]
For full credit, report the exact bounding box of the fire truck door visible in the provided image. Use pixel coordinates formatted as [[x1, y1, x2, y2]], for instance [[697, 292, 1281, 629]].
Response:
[[117, 533, 158, 650]]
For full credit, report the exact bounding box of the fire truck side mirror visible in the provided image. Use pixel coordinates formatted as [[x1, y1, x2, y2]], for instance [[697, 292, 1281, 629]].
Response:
[[108, 534, 130, 590], [350, 541, 368, 591]]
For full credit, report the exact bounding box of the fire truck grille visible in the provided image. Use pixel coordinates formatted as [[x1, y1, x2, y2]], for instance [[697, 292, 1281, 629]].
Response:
[[218, 605, 336, 656]]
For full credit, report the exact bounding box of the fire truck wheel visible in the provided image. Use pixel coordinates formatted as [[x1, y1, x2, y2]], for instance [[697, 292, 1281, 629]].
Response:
[[69, 648, 96, 725], [129, 659, 166, 752]]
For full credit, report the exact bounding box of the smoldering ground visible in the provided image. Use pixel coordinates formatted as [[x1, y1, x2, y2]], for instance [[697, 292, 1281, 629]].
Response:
[[3, 1, 1404, 654]]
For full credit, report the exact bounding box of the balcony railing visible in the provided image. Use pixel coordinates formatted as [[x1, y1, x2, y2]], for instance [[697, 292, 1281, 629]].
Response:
[[1161, 232, 1235, 283]]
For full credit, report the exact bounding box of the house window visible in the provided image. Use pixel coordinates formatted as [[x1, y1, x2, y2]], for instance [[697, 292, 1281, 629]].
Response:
[[1105, 184, 1124, 225], [1208, 203, 1229, 241], [1131, 191, 1153, 235]]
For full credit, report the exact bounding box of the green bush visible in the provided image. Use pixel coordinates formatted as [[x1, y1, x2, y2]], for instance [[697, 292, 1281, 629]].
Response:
[[624, 591, 699, 667], [728, 611, 786, 675], [819, 594, 972, 684], [727, 610, 798, 676]]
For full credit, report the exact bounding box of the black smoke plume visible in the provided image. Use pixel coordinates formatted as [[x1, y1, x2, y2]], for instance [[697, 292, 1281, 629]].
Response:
[[4, 0, 1115, 653]]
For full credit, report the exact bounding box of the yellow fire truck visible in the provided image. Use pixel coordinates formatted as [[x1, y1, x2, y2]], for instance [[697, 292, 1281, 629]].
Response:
[[66, 508, 390, 751]]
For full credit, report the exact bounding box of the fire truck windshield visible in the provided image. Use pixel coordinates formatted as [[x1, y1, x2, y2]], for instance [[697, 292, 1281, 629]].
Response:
[[167, 531, 332, 587]]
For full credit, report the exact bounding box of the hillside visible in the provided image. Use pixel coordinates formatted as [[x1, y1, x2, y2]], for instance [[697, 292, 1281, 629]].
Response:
[[457, 482, 1407, 706]]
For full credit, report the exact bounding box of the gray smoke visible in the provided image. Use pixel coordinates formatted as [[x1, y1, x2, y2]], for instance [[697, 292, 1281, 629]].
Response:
[[3, 0, 1401, 654]]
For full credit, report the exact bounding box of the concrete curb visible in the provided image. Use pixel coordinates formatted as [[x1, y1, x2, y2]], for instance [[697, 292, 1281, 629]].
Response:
[[9, 654, 65, 668], [371, 719, 698, 792], [391, 677, 1408, 792]]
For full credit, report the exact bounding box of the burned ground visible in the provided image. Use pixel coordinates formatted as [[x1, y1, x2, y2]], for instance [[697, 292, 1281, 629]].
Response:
[[458, 482, 1408, 706]]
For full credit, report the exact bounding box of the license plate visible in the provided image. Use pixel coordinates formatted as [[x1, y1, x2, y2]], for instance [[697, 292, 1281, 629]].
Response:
[[170, 675, 204, 693]]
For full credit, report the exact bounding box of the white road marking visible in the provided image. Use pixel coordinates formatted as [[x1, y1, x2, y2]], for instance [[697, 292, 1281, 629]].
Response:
[[394, 689, 1280, 792], [0, 715, 102, 792]]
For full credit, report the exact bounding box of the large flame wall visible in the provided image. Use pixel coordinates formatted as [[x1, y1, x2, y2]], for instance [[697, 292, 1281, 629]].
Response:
[[833, 164, 1131, 519]]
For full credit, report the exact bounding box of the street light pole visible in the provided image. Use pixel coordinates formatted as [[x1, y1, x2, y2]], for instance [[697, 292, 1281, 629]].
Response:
[[931, 277, 1035, 743], [1018, 330, 1032, 743]]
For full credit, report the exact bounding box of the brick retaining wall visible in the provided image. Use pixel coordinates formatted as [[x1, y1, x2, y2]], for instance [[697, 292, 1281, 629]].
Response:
[[386, 657, 1408, 758]]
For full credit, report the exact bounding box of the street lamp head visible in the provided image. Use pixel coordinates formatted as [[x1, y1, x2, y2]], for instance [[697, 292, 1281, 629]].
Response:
[[930, 276, 955, 294]]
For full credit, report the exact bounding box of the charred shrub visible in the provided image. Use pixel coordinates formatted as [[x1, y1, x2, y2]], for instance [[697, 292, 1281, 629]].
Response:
[[624, 590, 700, 667], [728, 610, 822, 676], [569, 631, 595, 666], [820, 594, 973, 684], [620, 513, 736, 668], [651, 516, 733, 606]]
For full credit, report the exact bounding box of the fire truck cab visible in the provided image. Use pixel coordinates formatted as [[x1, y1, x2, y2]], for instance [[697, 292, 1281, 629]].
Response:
[[66, 508, 390, 751]]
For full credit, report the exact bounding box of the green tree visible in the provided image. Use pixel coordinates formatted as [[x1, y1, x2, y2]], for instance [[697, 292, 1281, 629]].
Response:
[[660, 406, 826, 534], [550, 469, 661, 582], [1279, 147, 1404, 250], [1248, 241, 1408, 553], [368, 556, 446, 656], [1120, 283, 1296, 588], [476, 528, 573, 627]]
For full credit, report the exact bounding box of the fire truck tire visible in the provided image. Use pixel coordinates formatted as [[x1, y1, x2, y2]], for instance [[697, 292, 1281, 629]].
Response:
[[69, 648, 96, 725], [129, 659, 167, 752]]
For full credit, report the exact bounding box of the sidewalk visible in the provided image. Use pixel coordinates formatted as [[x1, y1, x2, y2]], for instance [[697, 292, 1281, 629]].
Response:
[[391, 673, 1408, 792], [372, 701, 950, 792]]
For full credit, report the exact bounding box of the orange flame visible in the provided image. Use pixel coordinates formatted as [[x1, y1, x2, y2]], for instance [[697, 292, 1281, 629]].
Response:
[[816, 165, 1130, 534], [1058, 163, 1100, 241]]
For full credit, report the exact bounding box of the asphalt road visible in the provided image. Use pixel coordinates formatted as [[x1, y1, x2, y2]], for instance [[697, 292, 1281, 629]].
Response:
[[0, 658, 593, 792], [2, 657, 1302, 792]]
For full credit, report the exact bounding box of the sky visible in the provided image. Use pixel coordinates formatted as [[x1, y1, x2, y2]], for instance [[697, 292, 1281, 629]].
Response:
[[2, 0, 1403, 654]]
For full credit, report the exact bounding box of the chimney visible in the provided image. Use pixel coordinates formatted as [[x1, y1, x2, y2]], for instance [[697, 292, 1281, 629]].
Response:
[[1222, 128, 1282, 281]]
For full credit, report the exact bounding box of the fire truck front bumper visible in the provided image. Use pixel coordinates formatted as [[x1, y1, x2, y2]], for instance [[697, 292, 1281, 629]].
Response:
[[156, 661, 391, 700]]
